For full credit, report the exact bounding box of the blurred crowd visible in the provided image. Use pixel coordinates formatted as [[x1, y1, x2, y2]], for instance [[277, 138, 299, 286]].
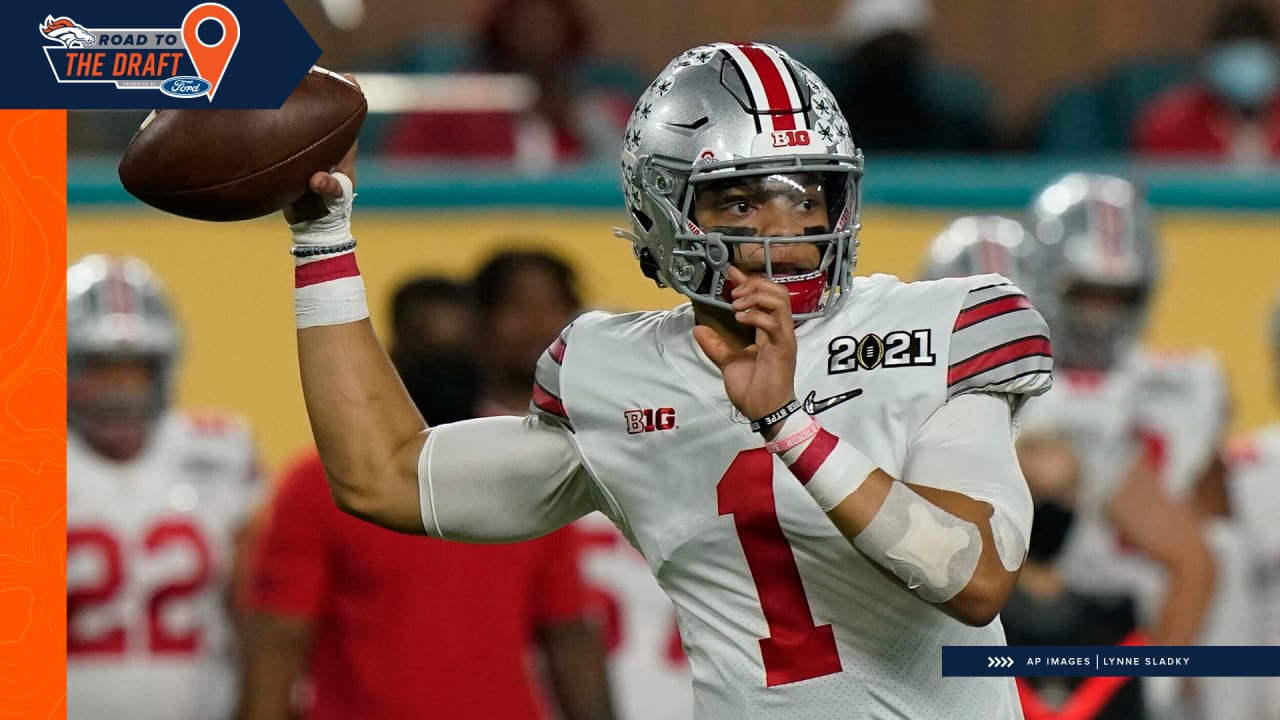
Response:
[[322, 0, 1280, 165], [70, 0, 1280, 166]]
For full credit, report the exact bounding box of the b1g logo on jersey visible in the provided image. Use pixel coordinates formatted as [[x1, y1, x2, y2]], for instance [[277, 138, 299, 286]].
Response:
[[624, 407, 676, 434], [828, 329, 936, 374]]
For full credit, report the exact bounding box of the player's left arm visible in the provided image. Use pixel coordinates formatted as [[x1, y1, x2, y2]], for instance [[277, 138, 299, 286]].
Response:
[[700, 275, 1048, 626], [821, 393, 1031, 627], [823, 281, 1049, 625]]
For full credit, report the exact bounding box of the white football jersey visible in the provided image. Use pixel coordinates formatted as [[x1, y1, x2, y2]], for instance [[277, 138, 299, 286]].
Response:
[[1016, 348, 1229, 599], [67, 411, 261, 720], [1017, 349, 1249, 720], [576, 512, 695, 720], [1230, 424, 1280, 580], [532, 273, 1051, 720], [1229, 424, 1280, 720]]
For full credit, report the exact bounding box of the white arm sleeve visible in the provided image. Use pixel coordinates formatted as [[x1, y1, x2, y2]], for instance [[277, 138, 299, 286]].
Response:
[[418, 414, 597, 543], [904, 392, 1033, 572]]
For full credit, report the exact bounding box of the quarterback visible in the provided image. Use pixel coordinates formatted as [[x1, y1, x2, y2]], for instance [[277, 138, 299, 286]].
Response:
[[285, 45, 1051, 718]]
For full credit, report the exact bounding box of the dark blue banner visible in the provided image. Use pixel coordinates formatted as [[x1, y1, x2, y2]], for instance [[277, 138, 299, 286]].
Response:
[[10, 1, 320, 108], [944, 646, 1280, 677]]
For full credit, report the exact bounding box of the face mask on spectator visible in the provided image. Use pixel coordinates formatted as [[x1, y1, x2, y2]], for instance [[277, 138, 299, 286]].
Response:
[[1204, 39, 1280, 110]]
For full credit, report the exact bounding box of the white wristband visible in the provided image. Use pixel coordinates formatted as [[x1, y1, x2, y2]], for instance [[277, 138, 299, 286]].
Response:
[[782, 422, 877, 511], [295, 255, 369, 328], [290, 172, 369, 329], [766, 413, 818, 455]]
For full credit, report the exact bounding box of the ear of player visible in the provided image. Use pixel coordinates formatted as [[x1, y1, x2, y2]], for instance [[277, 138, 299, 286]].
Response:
[[117, 66, 366, 222]]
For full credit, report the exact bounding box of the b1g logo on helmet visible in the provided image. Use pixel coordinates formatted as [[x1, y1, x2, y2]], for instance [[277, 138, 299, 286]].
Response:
[[771, 130, 811, 148], [624, 407, 676, 434]]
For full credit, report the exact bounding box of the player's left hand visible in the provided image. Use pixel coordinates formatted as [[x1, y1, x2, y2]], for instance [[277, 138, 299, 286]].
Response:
[[693, 265, 798, 429]]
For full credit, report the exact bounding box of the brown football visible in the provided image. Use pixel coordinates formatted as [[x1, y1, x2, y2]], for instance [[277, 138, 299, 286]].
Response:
[[118, 67, 366, 222]]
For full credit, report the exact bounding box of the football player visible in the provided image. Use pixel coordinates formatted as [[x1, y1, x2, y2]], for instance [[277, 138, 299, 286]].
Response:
[[67, 255, 261, 720], [920, 212, 1186, 719], [284, 46, 1052, 719], [1018, 174, 1270, 719], [1227, 288, 1280, 720]]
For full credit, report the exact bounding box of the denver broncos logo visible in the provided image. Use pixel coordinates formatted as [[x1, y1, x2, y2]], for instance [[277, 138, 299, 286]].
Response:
[[40, 16, 96, 48]]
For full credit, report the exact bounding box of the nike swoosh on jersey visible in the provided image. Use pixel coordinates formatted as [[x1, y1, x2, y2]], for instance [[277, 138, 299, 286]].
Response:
[[803, 388, 864, 415]]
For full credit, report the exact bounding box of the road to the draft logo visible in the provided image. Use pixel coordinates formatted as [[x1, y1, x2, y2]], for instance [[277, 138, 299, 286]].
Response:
[[40, 3, 240, 100]]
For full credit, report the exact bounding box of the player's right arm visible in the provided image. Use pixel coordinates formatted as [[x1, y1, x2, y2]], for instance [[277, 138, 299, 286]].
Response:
[[1107, 455, 1217, 646], [235, 614, 312, 720], [297, 317, 429, 533], [287, 142, 594, 538], [236, 457, 329, 720]]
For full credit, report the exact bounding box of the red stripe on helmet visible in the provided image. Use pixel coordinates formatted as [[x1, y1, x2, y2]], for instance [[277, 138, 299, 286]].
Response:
[[733, 43, 799, 131]]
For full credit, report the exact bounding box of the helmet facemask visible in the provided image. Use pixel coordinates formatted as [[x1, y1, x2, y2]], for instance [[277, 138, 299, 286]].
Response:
[[633, 153, 863, 321], [1029, 173, 1160, 372], [68, 353, 172, 460], [1055, 280, 1150, 370]]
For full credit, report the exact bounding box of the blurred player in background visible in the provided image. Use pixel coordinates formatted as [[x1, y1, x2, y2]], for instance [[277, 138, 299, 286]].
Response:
[[67, 254, 262, 720], [1018, 173, 1272, 720], [237, 275, 614, 720], [283, 45, 1053, 719], [922, 213, 1159, 718], [468, 249, 695, 720], [1004, 433, 1150, 720], [1226, 288, 1280, 720], [919, 215, 1041, 288]]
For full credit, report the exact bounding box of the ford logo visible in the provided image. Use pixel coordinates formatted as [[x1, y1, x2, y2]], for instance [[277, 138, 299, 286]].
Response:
[[159, 76, 212, 98]]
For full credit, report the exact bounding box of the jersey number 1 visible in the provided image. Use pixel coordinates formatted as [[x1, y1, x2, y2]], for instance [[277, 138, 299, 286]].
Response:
[[718, 448, 843, 686]]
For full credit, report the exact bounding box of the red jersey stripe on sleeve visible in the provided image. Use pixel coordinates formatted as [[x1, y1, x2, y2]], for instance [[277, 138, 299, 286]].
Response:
[[953, 294, 1033, 331], [532, 383, 569, 421], [947, 336, 1052, 387]]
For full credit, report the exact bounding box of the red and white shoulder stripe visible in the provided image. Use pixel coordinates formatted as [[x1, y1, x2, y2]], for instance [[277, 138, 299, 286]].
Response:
[[530, 325, 574, 431], [946, 281, 1053, 401]]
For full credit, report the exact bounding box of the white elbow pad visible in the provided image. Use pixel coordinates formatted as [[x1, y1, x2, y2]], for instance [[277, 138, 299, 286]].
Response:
[[988, 505, 1028, 572], [854, 482, 983, 603]]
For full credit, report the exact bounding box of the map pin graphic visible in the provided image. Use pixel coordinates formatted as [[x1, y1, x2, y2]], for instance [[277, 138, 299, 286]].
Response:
[[182, 3, 240, 101]]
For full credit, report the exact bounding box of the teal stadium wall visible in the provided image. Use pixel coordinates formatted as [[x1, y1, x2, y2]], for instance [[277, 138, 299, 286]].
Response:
[[67, 157, 1280, 474]]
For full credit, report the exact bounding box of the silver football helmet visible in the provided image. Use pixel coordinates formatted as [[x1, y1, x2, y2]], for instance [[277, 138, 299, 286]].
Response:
[[615, 42, 864, 320], [1028, 173, 1159, 370], [920, 215, 1039, 287], [67, 255, 181, 436]]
